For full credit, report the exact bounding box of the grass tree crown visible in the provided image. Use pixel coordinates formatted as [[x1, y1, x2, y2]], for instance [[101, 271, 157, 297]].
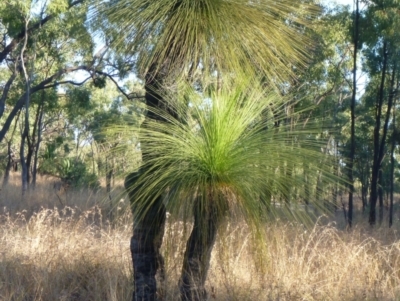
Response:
[[122, 79, 340, 228], [94, 0, 319, 84]]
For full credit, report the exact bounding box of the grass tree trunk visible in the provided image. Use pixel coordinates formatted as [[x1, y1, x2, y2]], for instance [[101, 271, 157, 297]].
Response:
[[125, 63, 170, 301], [179, 198, 222, 301], [125, 172, 166, 301]]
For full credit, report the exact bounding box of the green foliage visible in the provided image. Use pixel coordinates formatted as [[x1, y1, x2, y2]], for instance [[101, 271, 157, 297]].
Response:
[[56, 157, 100, 190], [91, 76, 107, 89], [126, 78, 341, 229], [0, 0, 27, 37], [46, 0, 69, 15], [94, 0, 319, 85], [39, 136, 100, 190], [65, 87, 93, 117]]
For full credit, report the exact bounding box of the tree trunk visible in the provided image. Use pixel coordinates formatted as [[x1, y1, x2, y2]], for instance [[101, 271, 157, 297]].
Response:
[[0, 72, 16, 119], [378, 168, 384, 225], [361, 173, 369, 213], [2, 112, 20, 187], [303, 162, 310, 211], [124, 61, 171, 301], [179, 198, 221, 301], [26, 100, 42, 187], [20, 17, 31, 194], [106, 156, 112, 193], [333, 141, 339, 211], [25, 134, 34, 185], [32, 98, 45, 189], [3, 143, 14, 187], [389, 117, 396, 227], [20, 129, 29, 194], [125, 172, 166, 301], [348, 0, 359, 227], [369, 42, 388, 225]]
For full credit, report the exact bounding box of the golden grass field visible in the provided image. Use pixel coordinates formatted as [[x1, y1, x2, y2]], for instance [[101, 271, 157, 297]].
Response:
[[1, 174, 400, 301]]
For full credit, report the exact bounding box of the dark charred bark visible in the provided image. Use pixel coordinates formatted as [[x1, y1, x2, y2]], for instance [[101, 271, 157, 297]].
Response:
[[179, 198, 222, 301], [125, 172, 166, 301], [124, 61, 173, 301]]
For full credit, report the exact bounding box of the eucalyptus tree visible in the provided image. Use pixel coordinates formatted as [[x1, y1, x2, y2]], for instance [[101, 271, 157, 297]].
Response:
[[359, 0, 400, 225], [288, 5, 353, 214], [0, 0, 130, 144], [86, 82, 145, 192], [348, 0, 360, 227], [95, 1, 322, 300], [0, 0, 141, 192]]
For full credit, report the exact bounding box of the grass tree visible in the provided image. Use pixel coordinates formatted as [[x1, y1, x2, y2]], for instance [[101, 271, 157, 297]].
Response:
[[124, 79, 338, 301], [94, 1, 320, 300]]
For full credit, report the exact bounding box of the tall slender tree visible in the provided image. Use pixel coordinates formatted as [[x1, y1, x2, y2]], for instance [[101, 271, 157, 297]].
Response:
[[348, 0, 360, 227]]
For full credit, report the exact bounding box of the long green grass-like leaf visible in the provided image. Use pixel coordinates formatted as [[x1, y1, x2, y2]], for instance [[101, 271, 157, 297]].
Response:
[[123, 79, 342, 229], [92, 0, 319, 85]]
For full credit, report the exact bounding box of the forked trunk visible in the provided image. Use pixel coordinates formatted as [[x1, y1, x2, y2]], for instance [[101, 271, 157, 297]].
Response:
[[125, 172, 166, 301], [179, 199, 222, 301], [369, 43, 390, 225]]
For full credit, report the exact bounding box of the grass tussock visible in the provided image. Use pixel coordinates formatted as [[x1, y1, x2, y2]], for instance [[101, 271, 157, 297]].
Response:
[[0, 205, 133, 301], [1, 176, 400, 300]]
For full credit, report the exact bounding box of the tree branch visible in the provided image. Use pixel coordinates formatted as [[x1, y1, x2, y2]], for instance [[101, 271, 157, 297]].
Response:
[[94, 69, 145, 100], [44, 77, 92, 89], [0, 64, 92, 143], [0, 72, 17, 119]]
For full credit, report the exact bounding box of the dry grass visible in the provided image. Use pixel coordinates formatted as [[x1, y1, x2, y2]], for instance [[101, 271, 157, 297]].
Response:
[[1, 175, 400, 300]]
